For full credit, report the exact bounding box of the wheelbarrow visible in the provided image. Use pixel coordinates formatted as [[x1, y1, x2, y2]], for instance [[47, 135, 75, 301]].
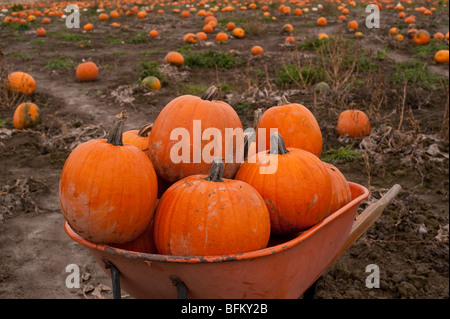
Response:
[[64, 182, 401, 299]]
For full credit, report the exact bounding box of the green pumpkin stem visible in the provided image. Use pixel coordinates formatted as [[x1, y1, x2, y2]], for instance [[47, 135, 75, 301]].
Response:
[[205, 158, 224, 182], [201, 85, 220, 101], [107, 110, 128, 146], [137, 123, 153, 137], [269, 132, 289, 155]]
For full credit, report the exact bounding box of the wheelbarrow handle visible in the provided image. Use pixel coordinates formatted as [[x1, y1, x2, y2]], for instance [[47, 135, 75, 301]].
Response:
[[339, 183, 402, 256]]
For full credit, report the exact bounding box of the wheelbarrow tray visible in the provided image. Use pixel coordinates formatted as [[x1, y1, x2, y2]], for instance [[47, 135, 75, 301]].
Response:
[[65, 182, 370, 299]]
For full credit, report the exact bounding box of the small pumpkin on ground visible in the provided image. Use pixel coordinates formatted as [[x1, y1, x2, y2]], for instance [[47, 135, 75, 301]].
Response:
[[7, 72, 36, 95], [76, 61, 98, 82], [163, 51, 184, 67], [141, 76, 161, 91], [13, 102, 41, 129], [154, 158, 271, 256], [336, 109, 371, 138]]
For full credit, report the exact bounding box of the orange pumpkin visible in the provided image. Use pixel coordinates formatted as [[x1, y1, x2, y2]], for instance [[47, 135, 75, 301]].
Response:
[[122, 123, 153, 157], [76, 61, 98, 82], [36, 27, 46, 37], [59, 111, 158, 244], [196, 31, 207, 41], [13, 102, 41, 129], [111, 217, 157, 253], [232, 27, 245, 38], [148, 29, 159, 37], [215, 32, 228, 43], [98, 13, 109, 21], [227, 21, 235, 31], [148, 86, 243, 183], [317, 17, 327, 26], [137, 11, 147, 18], [235, 132, 332, 235], [256, 97, 323, 157], [435, 50, 449, 64], [154, 158, 270, 256], [347, 20, 358, 31], [163, 51, 184, 67], [323, 162, 352, 217], [83, 23, 93, 31], [336, 109, 370, 138], [433, 32, 445, 40], [282, 23, 294, 33], [413, 29, 431, 45], [251, 45, 264, 55], [141, 76, 161, 91], [183, 32, 197, 44], [7, 71, 36, 95]]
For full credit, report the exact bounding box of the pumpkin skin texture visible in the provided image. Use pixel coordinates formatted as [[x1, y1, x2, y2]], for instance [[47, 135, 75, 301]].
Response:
[[7, 72, 36, 95], [256, 97, 323, 157], [413, 30, 431, 45], [76, 61, 98, 82], [164, 51, 184, 67], [235, 133, 332, 235], [111, 216, 157, 253], [122, 123, 153, 157], [336, 109, 370, 138], [148, 86, 243, 183], [154, 158, 271, 256], [323, 162, 352, 217], [13, 102, 41, 129], [59, 111, 158, 244], [435, 50, 449, 64]]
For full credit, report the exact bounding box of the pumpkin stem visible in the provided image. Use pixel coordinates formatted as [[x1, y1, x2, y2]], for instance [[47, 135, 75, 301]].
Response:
[[137, 123, 153, 137], [201, 85, 220, 101], [278, 95, 290, 106], [269, 132, 289, 155], [107, 110, 128, 146], [252, 108, 263, 131], [205, 158, 224, 182]]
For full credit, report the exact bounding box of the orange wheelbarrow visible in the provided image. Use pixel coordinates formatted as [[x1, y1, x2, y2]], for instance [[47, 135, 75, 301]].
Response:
[[64, 182, 401, 299]]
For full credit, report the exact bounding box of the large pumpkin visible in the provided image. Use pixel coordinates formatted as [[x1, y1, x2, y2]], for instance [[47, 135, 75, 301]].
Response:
[[148, 86, 243, 183], [256, 96, 323, 157], [13, 102, 41, 129], [323, 162, 352, 217], [154, 158, 271, 256], [59, 111, 158, 244], [7, 72, 36, 95], [235, 132, 332, 235]]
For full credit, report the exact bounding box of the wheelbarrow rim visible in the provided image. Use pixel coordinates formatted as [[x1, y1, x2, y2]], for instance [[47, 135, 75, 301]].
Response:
[[64, 182, 369, 264]]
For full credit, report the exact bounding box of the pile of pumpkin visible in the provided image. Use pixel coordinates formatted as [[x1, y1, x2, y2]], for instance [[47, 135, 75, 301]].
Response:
[[59, 85, 369, 257]]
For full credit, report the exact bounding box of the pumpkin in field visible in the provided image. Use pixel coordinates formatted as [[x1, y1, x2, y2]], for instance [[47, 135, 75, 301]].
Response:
[[148, 86, 243, 183], [76, 61, 98, 82], [215, 32, 228, 43], [256, 96, 323, 157], [196, 31, 207, 41], [251, 45, 264, 55], [235, 132, 332, 235], [227, 21, 235, 31], [347, 20, 358, 31], [183, 32, 197, 44], [282, 23, 294, 33], [163, 51, 184, 67], [154, 158, 271, 256], [413, 29, 431, 45], [435, 50, 449, 64], [137, 11, 147, 19], [13, 102, 41, 129], [83, 23, 93, 31], [98, 13, 109, 21], [317, 17, 327, 26], [36, 27, 46, 37], [148, 29, 159, 38], [59, 111, 158, 244], [232, 27, 245, 38], [122, 123, 153, 157], [323, 162, 352, 217], [7, 72, 36, 95], [336, 109, 370, 138], [141, 76, 161, 91]]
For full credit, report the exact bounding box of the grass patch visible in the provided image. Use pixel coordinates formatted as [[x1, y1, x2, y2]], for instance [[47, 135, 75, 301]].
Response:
[[136, 60, 165, 82], [321, 146, 362, 163], [30, 39, 46, 46], [412, 39, 449, 57], [277, 64, 326, 85], [5, 52, 32, 61], [45, 57, 76, 69], [47, 32, 89, 42], [178, 46, 242, 69], [391, 60, 445, 88]]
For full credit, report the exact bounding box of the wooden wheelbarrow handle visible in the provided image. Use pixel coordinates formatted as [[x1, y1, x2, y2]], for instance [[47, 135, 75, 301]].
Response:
[[339, 184, 402, 258]]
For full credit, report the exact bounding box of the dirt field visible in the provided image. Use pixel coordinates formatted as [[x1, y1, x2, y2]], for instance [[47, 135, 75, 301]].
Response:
[[0, 0, 448, 299]]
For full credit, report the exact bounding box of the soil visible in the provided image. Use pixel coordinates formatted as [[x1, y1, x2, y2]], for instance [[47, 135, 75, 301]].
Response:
[[0, 1, 448, 299]]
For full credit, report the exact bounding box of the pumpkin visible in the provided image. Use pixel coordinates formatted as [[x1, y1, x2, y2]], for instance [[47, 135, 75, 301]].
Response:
[[154, 158, 271, 256], [36, 27, 46, 37], [203, 23, 214, 33], [256, 96, 323, 157], [215, 32, 228, 43], [251, 45, 264, 55], [13, 102, 41, 129], [232, 27, 245, 38], [413, 29, 431, 45], [42, 17, 50, 24], [59, 111, 158, 244], [282, 23, 294, 33], [396, 34, 404, 42], [83, 23, 93, 31], [149, 29, 159, 37], [435, 50, 449, 64], [323, 162, 352, 217], [141, 76, 161, 91], [227, 21, 235, 31], [294, 8, 303, 16], [137, 11, 147, 19], [318, 33, 329, 40], [7, 72, 36, 95], [76, 61, 98, 82], [347, 20, 358, 31], [433, 32, 445, 40], [235, 132, 332, 235], [122, 123, 153, 157], [285, 36, 296, 45], [148, 86, 243, 183], [163, 51, 184, 67], [183, 32, 197, 44], [110, 10, 120, 18], [336, 109, 370, 138], [98, 13, 109, 21], [317, 17, 327, 26], [196, 31, 207, 41], [180, 10, 190, 18], [110, 216, 157, 253]]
